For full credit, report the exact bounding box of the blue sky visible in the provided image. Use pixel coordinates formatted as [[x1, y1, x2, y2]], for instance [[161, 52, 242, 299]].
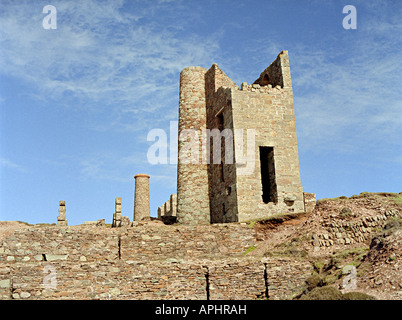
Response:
[[0, 0, 401, 225]]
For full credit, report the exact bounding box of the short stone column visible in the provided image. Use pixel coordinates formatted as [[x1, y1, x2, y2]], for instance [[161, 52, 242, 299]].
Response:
[[57, 201, 68, 226], [133, 174, 150, 221], [170, 194, 177, 217], [157, 205, 164, 220], [112, 197, 122, 227]]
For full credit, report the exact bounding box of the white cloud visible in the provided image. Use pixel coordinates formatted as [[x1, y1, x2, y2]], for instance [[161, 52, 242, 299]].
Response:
[[290, 26, 402, 154], [0, 0, 220, 132], [0, 157, 26, 172]]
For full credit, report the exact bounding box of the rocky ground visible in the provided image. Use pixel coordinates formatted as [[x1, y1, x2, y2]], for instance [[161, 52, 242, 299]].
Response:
[[249, 192, 402, 299]]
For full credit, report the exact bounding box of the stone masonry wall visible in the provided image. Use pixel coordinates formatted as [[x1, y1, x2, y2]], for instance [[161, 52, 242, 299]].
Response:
[[120, 223, 255, 260], [312, 209, 400, 247], [0, 223, 312, 300]]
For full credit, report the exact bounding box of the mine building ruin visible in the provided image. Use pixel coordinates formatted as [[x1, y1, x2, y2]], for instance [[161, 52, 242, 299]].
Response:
[[159, 51, 315, 224]]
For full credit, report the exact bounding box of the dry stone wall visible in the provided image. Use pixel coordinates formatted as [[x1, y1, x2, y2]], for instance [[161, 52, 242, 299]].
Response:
[[312, 209, 400, 247], [0, 223, 312, 300], [0, 226, 119, 263], [0, 257, 311, 300], [120, 223, 255, 261]]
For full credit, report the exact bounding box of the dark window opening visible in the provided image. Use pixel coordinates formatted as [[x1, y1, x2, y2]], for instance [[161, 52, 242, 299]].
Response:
[[261, 73, 270, 86], [217, 113, 224, 131], [220, 161, 224, 182], [223, 203, 226, 215], [259, 146, 278, 204]]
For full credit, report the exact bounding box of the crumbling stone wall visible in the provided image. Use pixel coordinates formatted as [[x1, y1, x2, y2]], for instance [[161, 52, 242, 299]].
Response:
[[157, 194, 177, 224]]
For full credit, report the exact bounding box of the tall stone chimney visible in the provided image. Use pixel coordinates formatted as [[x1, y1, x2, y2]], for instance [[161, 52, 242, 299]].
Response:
[[133, 174, 150, 221]]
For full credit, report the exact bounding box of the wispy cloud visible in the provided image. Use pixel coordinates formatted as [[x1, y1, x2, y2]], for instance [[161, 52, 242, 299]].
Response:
[[290, 17, 402, 154], [0, 0, 220, 132], [79, 153, 129, 183], [0, 157, 26, 172]]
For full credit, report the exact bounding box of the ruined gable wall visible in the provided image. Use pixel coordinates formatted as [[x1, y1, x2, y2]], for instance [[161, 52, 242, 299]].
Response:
[[232, 87, 304, 221], [253, 50, 292, 89], [232, 51, 304, 221]]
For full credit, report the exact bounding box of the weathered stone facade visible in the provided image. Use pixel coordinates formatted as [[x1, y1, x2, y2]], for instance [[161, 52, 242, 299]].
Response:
[[174, 51, 307, 224]]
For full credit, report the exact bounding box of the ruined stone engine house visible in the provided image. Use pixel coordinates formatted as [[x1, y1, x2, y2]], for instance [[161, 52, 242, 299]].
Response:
[[160, 50, 314, 225]]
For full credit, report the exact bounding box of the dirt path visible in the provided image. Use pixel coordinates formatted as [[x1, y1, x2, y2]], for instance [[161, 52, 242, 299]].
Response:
[[251, 213, 309, 256]]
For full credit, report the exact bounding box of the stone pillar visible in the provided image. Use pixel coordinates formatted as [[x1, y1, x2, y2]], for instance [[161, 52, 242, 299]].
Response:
[[134, 174, 150, 221], [157, 205, 164, 220], [170, 194, 177, 217], [112, 197, 122, 227], [57, 201, 68, 226], [164, 199, 171, 217]]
